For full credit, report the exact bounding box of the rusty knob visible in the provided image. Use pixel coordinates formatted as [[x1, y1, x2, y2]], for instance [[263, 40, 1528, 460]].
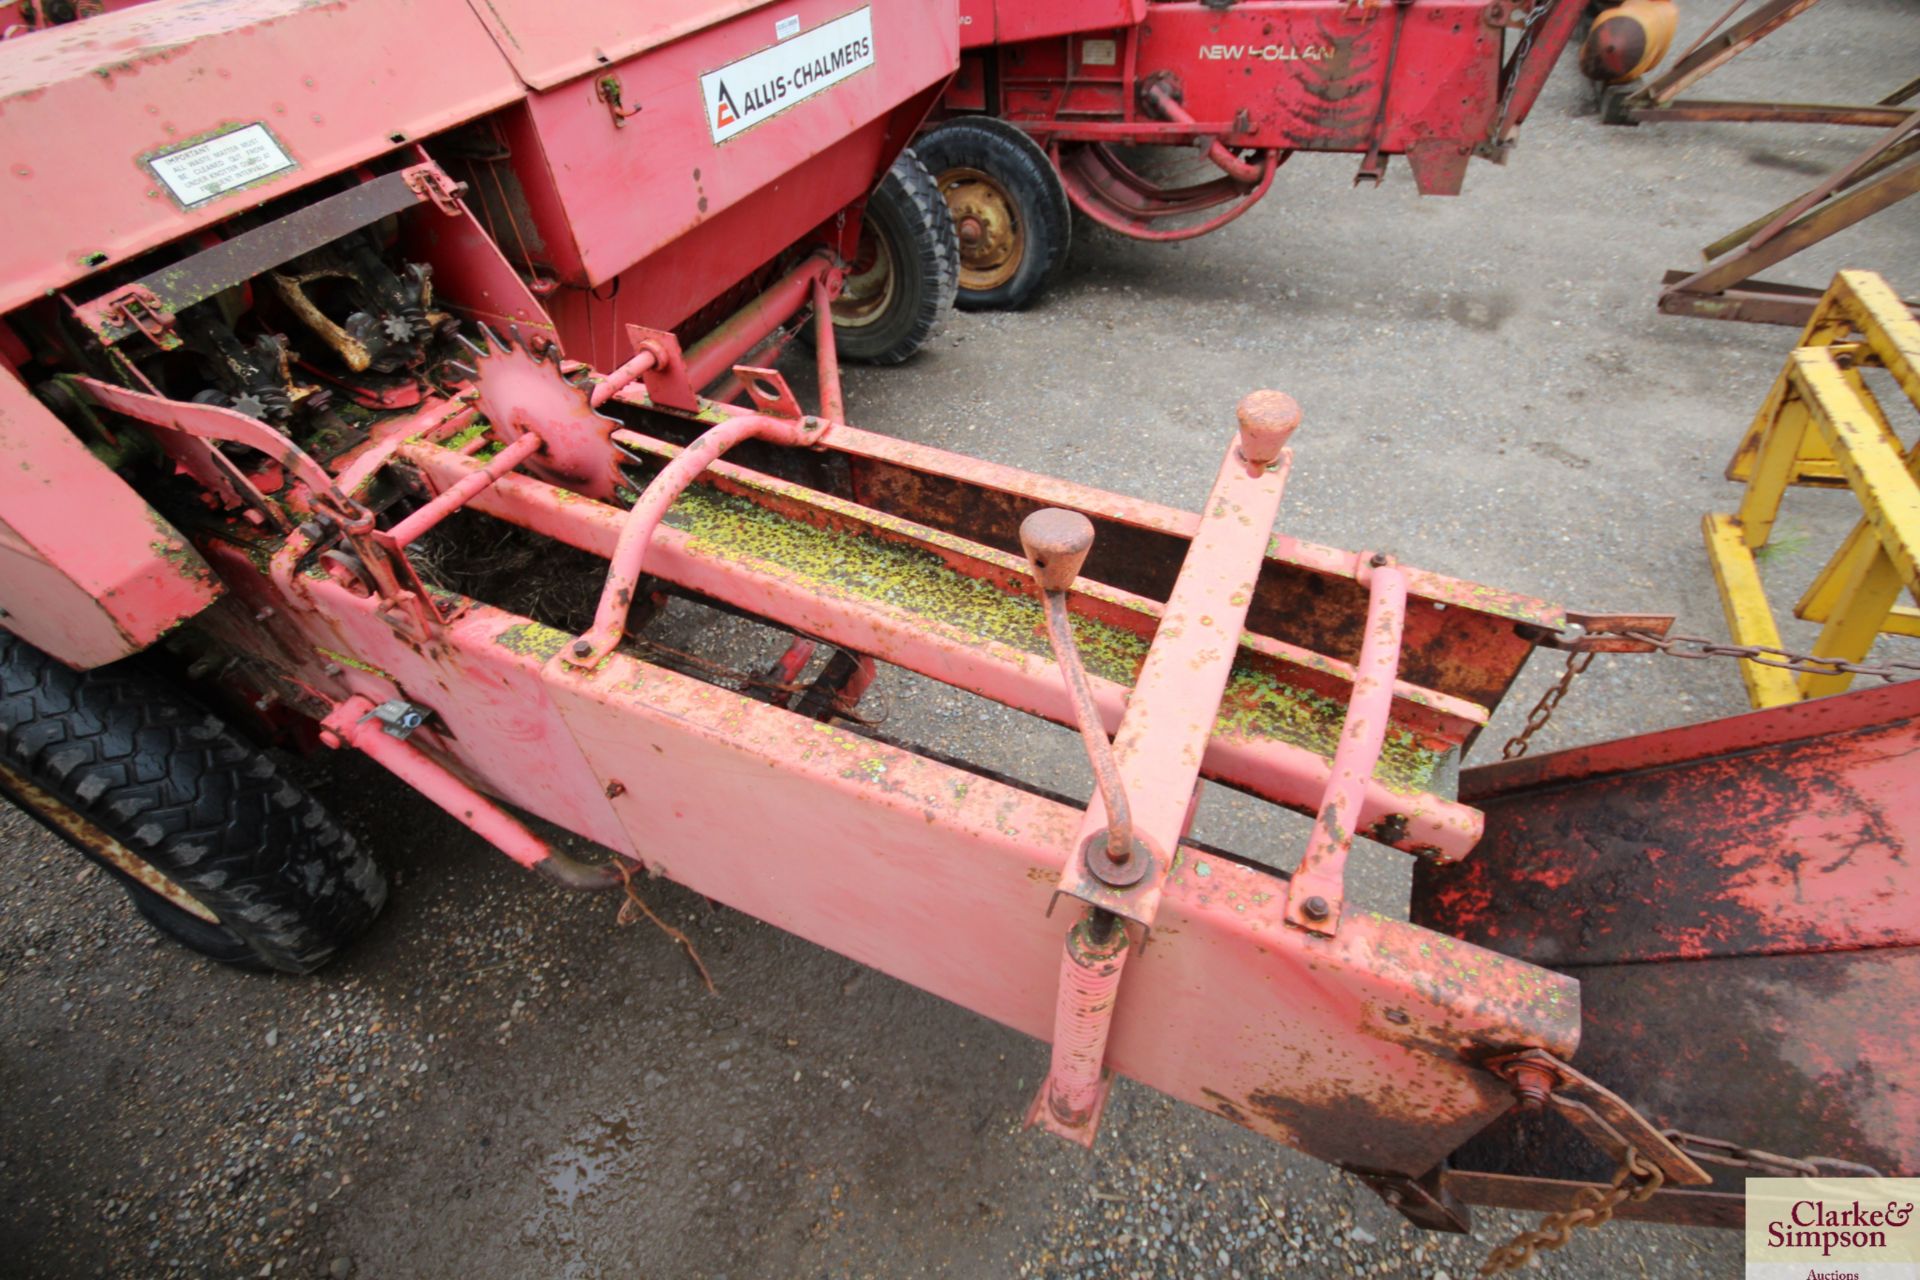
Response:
[[1235, 389, 1301, 468], [1020, 508, 1095, 593]]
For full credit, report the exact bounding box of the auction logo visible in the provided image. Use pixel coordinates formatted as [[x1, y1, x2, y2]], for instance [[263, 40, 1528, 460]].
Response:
[[1747, 1179, 1920, 1280]]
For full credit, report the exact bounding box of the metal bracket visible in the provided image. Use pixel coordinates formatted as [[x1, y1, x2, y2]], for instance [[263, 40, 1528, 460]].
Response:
[[86, 285, 180, 350], [1283, 551, 1407, 936], [734, 366, 805, 421], [404, 164, 467, 216], [1483, 1049, 1713, 1188], [1352, 1166, 1473, 1233], [622, 324, 700, 412], [1517, 611, 1676, 652], [360, 699, 430, 740]]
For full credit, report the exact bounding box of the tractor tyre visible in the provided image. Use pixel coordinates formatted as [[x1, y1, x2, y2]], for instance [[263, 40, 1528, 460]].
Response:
[[915, 116, 1071, 310], [0, 633, 385, 974], [829, 149, 958, 365]]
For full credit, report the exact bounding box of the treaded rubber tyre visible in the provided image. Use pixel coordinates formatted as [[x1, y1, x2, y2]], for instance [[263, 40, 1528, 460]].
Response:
[[0, 633, 385, 974], [915, 116, 1071, 311], [829, 149, 958, 364]]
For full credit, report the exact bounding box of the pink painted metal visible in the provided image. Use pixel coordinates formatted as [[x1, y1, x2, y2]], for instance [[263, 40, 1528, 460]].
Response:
[[569, 409, 830, 666], [106, 376, 1586, 1177], [811, 276, 847, 424], [0, 0, 524, 313], [403, 437, 1487, 860], [10, 0, 1850, 1239], [384, 433, 544, 548], [1286, 557, 1410, 935], [1050, 405, 1295, 929], [0, 371, 222, 668], [321, 696, 621, 891], [3, 0, 936, 437], [680, 254, 841, 393], [1026, 914, 1130, 1145]]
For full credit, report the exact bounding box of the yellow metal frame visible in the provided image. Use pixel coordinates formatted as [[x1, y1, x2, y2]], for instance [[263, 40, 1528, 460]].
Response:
[[1704, 270, 1920, 708]]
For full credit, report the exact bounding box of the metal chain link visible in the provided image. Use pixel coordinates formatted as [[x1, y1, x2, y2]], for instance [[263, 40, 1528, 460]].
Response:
[[1605, 627, 1920, 682], [1478, 1147, 1666, 1276], [1502, 649, 1593, 758], [1501, 625, 1919, 759], [1484, 0, 1555, 143]]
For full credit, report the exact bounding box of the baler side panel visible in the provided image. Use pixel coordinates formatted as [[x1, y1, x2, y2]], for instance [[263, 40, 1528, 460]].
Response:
[[541, 119, 893, 361], [0, 372, 221, 669], [531, 605, 1580, 1178], [194, 544, 639, 861], [0, 0, 524, 314], [515, 0, 959, 291], [460, 0, 775, 92]]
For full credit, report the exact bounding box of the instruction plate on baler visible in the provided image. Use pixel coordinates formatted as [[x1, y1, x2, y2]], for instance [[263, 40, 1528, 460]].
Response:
[[146, 124, 297, 209]]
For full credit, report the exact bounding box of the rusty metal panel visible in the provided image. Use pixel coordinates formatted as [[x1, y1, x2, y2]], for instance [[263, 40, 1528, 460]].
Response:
[[1450, 947, 1920, 1189], [197, 515, 1579, 1178], [0, 0, 524, 313], [404, 441, 1486, 859], [1413, 679, 1920, 966]]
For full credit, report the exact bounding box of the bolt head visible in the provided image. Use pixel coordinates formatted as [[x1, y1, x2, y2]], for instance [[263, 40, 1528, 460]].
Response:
[[571, 639, 593, 657], [1235, 390, 1301, 468], [1301, 894, 1330, 921], [1019, 508, 1095, 593]]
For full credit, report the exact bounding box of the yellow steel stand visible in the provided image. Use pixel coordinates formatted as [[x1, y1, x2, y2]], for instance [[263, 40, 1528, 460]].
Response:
[[1705, 269, 1920, 708]]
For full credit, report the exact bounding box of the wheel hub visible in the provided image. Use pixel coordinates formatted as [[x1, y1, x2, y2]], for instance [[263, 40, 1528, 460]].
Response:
[[832, 220, 898, 329], [938, 166, 1023, 291]]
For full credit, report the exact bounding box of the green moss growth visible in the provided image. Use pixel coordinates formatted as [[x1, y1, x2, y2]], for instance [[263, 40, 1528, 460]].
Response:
[[493, 621, 571, 661], [662, 485, 1440, 793]]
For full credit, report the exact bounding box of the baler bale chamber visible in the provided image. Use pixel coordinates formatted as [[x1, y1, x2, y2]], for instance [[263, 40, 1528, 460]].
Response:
[[0, 0, 1912, 1269]]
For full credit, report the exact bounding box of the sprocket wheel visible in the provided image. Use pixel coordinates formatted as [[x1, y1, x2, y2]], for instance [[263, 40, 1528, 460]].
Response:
[[449, 325, 625, 501]]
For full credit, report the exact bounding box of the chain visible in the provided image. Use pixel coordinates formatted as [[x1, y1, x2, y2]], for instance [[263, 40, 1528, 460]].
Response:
[[1501, 625, 1919, 759], [1478, 1147, 1666, 1275], [1484, 0, 1556, 145], [1603, 627, 1920, 682], [1664, 1129, 1883, 1179], [1502, 649, 1593, 758]]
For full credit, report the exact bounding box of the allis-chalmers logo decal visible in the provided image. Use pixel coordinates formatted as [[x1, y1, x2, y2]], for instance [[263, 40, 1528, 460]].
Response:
[[701, 8, 875, 144]]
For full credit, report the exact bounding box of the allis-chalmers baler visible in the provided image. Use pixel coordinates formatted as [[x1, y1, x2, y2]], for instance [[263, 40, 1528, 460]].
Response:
[[0, 0, 1912, 1269]]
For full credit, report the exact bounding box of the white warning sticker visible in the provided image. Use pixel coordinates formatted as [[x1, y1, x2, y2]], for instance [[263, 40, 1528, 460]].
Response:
[[700, 7, 874, 144], [147, 124, 297, 209]]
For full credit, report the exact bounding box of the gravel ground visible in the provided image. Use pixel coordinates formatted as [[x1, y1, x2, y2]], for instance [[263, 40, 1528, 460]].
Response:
[[3, 5, 1916, 1278]]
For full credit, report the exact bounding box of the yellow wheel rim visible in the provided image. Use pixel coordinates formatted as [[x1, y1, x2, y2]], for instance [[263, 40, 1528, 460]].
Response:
[[939, 166, 1024, 292]]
